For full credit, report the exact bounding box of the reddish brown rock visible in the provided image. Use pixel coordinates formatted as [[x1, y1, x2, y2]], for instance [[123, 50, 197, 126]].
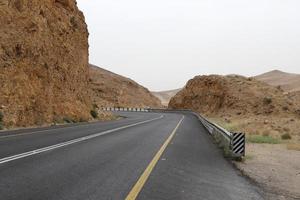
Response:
[[169, 75, 296, 117], [89, 65, 162, 108], [0, 0, 91, 127]]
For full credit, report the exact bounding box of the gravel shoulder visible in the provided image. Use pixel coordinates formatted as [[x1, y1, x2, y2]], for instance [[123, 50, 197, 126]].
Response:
[[234, 143, 300, 200]]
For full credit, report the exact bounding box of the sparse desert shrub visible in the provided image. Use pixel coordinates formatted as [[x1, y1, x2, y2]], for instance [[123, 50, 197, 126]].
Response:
[[262, 130, 270, 137], [53, 116, 63, 125], [219, 122, 239, 132], [0, 112, 4, 130], [90, 110, 98, 119], [247, 135, 280, 144], [71, 118, 78, 123], [92, 104, 98, 109], [240, 154, 254, 162], [0, 111, 3, 122], [79, 118, 87, 123], [263, 97, 272, 105], [282, 106, 289, 111], [281, 133, 292, 140], [70, 16, 78, 29], [63, 117, 73, 123], [276, 85, 282, 91]]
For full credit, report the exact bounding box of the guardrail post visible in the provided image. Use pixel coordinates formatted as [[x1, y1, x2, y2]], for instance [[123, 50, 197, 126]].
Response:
[[231, 132, 245, 158]]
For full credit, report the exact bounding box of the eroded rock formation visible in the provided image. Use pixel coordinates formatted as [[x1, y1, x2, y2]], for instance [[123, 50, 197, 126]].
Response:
[[0, 0, 91, 127]]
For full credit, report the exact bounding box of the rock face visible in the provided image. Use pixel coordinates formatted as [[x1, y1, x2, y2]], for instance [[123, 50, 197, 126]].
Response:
[[0, 0, 91, 127], [169, 75, 297, 116], [169, 75, 300, 138], [89, 65, 162, 108]]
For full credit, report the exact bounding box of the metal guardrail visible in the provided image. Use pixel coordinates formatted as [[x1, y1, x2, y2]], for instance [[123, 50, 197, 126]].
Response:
[[101, 107, 245, 158], [191, 112, 245, 158]]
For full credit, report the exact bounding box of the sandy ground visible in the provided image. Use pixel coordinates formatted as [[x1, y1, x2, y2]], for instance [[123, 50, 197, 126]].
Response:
[[234, 144, 300, 200]]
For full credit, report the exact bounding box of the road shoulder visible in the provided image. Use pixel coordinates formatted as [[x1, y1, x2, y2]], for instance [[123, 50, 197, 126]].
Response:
[[233, 143, 300, 200]]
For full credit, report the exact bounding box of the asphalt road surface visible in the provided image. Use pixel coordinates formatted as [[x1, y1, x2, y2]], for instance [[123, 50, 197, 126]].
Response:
[[0, 111, 264, 200]]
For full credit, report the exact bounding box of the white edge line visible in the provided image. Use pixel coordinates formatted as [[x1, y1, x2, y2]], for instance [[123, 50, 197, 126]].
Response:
[[0, 114, 147, 139], [0, 115, 164, 165]]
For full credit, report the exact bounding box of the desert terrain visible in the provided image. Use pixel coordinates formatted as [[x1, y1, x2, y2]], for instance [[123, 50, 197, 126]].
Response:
[[89, 64, 162, 108], [169, 72, 300, 199], [0, 1, 162, 130], [152, 89, 181, 107], [255, 70, 300, 92], [0, 1, 298, 198]]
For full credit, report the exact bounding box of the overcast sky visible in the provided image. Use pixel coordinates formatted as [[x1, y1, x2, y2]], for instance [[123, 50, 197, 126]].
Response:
[[77, 0, 300, 91]]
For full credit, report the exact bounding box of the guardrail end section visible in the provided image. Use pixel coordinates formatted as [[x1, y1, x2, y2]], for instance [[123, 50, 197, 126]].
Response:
[[231, 132, 245, 158]]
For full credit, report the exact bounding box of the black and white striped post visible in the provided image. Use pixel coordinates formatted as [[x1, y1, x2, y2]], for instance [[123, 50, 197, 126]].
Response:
[[231, 132, 245, 157]]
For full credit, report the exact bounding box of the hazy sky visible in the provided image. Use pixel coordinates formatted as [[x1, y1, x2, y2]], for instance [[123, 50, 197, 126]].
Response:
[[77, 0, 300, 91]]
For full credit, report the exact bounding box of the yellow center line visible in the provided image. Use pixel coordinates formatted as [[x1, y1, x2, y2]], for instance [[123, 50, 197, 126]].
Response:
[[125, 115, 185, 200]]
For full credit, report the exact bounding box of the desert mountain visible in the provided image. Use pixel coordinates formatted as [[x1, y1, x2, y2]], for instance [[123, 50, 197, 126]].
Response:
[[152, 89, 181, 106], [169, 75, 297, 116], [169, 75, 300, 138], [89, 65, 162, 108], [0, 0, 91, 127], [254, 70, 300, 92]]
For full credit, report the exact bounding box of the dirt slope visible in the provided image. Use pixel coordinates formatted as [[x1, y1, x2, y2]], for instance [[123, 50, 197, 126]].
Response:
[[152, 89, 181, 106], [0, 0, 91, 128], [89, 65, 162, 108], [255, 70, 300, 92], [287, 91, 300, 108], [169, 75, 300, 139]]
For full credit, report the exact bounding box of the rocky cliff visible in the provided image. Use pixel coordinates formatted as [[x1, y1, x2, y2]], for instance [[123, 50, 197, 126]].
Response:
[[0, 0, 91, 127], [89, 65, 162, 108], [169, 75, 298, 116], [169, 75, 300, 138]]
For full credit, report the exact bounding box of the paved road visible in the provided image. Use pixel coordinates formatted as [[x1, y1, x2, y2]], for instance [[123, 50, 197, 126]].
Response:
[[0, 112, 263, 200]]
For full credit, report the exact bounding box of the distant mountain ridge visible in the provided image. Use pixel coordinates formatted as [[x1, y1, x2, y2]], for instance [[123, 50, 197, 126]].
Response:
[[254, 70, 300, 92], [89, 64, 162, 108], [152, 89, 181, 106]]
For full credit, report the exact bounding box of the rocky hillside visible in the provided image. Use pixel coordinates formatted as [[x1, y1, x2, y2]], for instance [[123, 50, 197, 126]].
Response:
[[169, 75, 300, 138], [255, 70, 300, 92], [152, 89, 181, 107], [287, 91, 300, 108], [169, 75, 297, 116], [0, 0, 91, 127], [89, 65, 162, 108]]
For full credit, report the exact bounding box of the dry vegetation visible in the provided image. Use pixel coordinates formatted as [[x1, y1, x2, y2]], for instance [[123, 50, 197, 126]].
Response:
[[169, 74, 300, 144]]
